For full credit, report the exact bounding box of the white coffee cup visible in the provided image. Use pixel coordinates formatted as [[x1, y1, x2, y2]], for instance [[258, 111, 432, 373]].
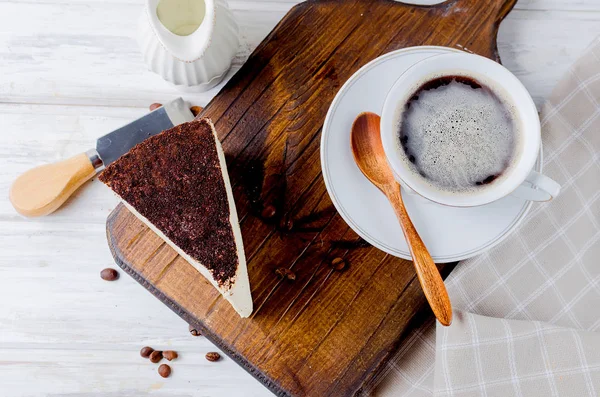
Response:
[[380, 52, 561, 207]]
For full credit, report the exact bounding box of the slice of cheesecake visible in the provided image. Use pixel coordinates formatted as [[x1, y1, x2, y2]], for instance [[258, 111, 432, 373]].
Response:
[[99, 118, 252, 317]]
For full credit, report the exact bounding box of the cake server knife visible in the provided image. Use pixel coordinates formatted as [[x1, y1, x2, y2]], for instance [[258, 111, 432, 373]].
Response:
[[10, 98, 195, 217]]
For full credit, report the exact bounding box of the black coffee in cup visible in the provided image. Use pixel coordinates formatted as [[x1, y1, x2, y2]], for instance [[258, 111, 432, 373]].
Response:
[[396, 75, 521, 193]]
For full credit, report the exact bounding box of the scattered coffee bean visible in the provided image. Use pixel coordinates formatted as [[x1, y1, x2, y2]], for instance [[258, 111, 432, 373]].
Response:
[[331, 257, 347, 271], [163, 350, 178, 361], [190, 106, 202, 117], [158, 364, 171, 378], [149, 103, 162, 111], [275, 267, 296, 281], [189, 324, 201, 336], [140, 346, 154, 358], [261, 205, 277, 219], [149, 350, 163, 363], [100, 268, 119, 281], [205, 352, 221, 362]]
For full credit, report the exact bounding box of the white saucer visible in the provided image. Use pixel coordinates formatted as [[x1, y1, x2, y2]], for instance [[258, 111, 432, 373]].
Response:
[[321, 46, 539, 263]]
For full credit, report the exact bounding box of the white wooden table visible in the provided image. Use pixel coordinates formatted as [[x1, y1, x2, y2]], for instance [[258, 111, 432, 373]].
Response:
[[1, 1, 599, 395]]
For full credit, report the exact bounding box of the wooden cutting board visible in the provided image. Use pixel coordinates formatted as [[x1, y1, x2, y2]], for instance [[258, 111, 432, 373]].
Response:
[[106, 0, 516, 395]]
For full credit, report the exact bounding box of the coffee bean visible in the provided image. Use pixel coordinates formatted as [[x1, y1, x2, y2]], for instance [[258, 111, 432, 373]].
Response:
[[158, 364, 171, 378], [163, 350, 178, 361], [331, 257, 347, 271], [189, 324, 201, 336], [205, 352, 221, 362], [149, 350, 163, 363], [149, 103, 162, 111], [261, 205, 276, 219], [100, 268, 119, 281], [140, 346, 154, 358], [275, 267, 296, 281], [190, 106, 202, 117]]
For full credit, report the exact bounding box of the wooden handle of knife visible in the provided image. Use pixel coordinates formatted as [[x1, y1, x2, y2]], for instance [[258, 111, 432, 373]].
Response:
[[9, 153, 96, 217]]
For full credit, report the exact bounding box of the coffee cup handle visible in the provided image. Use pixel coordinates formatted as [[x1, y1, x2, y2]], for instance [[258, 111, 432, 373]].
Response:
[[510, 171, 561, 202]]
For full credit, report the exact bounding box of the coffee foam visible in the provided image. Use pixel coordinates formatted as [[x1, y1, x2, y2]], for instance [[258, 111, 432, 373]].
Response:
[[396, 76, 522, 194]]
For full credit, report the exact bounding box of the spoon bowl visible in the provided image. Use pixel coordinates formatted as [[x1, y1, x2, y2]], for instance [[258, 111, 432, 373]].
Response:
[[350, 113, 396, 187]]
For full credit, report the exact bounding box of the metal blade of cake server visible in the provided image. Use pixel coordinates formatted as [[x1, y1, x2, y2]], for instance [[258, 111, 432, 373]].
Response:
[[95, 98, 195, 166]]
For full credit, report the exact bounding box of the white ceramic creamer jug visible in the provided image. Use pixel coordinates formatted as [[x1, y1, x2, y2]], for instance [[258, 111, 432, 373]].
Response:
[[138, 0, 240, 92]]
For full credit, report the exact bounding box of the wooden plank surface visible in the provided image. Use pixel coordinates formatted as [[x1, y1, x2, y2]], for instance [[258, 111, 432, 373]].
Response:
[[1, 0, 600, 396], [107, 0, 512, 395]]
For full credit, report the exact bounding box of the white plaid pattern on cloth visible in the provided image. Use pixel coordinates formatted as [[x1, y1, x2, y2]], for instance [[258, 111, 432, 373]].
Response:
[[365, 37, 600, 397]]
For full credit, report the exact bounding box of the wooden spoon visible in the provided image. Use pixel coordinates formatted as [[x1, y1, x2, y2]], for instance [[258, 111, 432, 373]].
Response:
[[350, 112, 452, 326]]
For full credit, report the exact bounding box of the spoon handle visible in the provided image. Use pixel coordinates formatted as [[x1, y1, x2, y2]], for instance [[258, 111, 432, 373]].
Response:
[[383, 184, 453, 326]]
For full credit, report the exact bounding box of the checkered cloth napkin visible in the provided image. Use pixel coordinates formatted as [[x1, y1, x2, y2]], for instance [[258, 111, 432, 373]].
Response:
[[365, 37, 600, 397]]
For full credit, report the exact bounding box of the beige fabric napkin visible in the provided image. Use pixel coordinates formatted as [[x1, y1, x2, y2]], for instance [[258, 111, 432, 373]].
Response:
[[366, 37, 600, 397]]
